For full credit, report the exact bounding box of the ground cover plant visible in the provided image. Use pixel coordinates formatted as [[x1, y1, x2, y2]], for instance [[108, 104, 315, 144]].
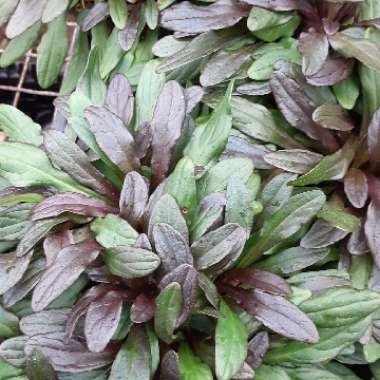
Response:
[[1, 0, 380, 379]]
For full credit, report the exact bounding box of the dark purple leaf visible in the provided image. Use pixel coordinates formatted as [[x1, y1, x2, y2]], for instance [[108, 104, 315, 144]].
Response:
[[159, 264, 198, 327], [86, 265, 116, 283], [368, 107, 380, 173], [119, 171, 148, 227], [150, 81, 186, 189], [160, 350, 180, 380], [85, 290, 123, 353], [365, 202, 380, 268], [130, 293, 156, 323], [134, 122, 153, 160], [44, 131, 118, 201], [270, 70, 339, 152], [30, 192, 118, 221], [305, 58, 354, 86], [312, 103, 354, 131], [0, 186, 51, 202], [31, 239, 101, 311], [221, 268, 292, 296], [118, 3, 141, 51], [160, 0, 249, 34], [184, 86, 204, 115], [153, 223, 193, 273], [24, 332, 116, 373], [237, 0, 312, 12], [81, 2, 109, 32], [105, 74, 134, 128], [299, 31, 329, 77], [26, 349, 58, 380], [43, 229, 74, 267], [246, 331, 269, 370], [85, 106, 140, 174], [347, 217, 369, 256], [0, 250, 33, 295], [221, 136, 273, 170], [344, 168, 368, 208]]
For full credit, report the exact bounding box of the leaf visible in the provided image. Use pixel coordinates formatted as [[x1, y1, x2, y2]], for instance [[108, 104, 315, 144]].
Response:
[[0, 305, 19, 338], [160, 350, 180, 380], [42, 0, 68, 23], [85, 106, 140, 174], [0, 357, 25, 379], [365, 202, 380, 267], [81, 2, 109, 32], [289, 137, 357, 186], [31, 239, 101, 311], [153, 223, 193, 273], [0, 105, 42, 146], [0, 336, 27, 367], [299, 31, 329, 77], [150, 81, 186, 188], [368, 107, 380, 172], [0, 22, 40, 68], [118, 3, 141, 52], [105, 74, 134, 128], [99, 28, 125, 79], [37, 15, 68, 89], [255, 364, 290, 380], [30, 193, 117, 220], [240, 190, 326, 267], [264, 149, 323, 174], [197, 158, 253, 201], [85, 291, 123, 353], [0, 0, 18, 26], [247, 6, 294, 32], [24, 332, 115, 373], [246, 332, 269, 370], [329, 31, 380, 74], [312, 103, 354, 131], [109, 0, 128, 29], [119, 171, 148, 227], [130, 293, 156, 323], [44, 131, 117, 200], [0, 251, 33, 295], [26, 349, 58, 380], [300, 287, 380, 328], [5, 0, 47, 39], [91, 214, 138, 248], [145, 0, 159, 29], [265, 316, 371, 364], [215, 300, 248, 380], [134, 60, 166, 129], [154, 282, 182, 343], [179, 343, 213, 380], [237, 0, 310, 12], [105, 246, 160, 279], [185, 83, 233, 167], [109, 325, 150, 380]]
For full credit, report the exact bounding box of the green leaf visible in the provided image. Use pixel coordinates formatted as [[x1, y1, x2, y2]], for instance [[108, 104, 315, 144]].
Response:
[[283, 365, 343, 380], [265, 316, 371, 364], [299, 287, 380, 328], [197, 158, 254, 201], [215, 300, 248, 380], [36, 15, 68, 89], [109, 0, 128, 29], [0, 305, 19, 338], [325, 361, 361, 380], [109, 325, 151, 380], [240, 190, 326, 267], [0, 0, 18, 26], [42, 0, 69, 23], [145, 0, 159, 30], [255, 364, 291, 380], [154, 282, 182, 344], [364, 337, 380, 363], [0, 336, 27, 368], [26, 349, 58, 380], [99, 28, 124, 79], [58, 369, 106, 380], [289, 137, 357, 186], [349, 255, 372, 290], [185, 82, 233, 167], [0, 105, 42, 146], [0, 142, 96, 196], [91, 215, 138, 248], [317, 202, 359, 232], [0, 357, 25, 379], [333, 75, 359, 110], [164, 157, 197, 224], [0, 22, 40, 68], [254, 15, 300, 42], [60, 30, 90, 95], [179, 343, 213, 380]]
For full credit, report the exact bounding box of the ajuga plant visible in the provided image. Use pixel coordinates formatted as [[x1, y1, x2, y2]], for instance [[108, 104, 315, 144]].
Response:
[[2, 0, 380, 379]]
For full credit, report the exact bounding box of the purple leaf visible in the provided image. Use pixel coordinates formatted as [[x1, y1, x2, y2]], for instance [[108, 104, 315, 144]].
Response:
[[299, 31, 329, 77], [32, 239, 101, 311], [43, 230, 74, 267], [344, 168, 368, 208], [305, 58, 354, 86], [184, 86, 205, 115], [160, 350, 180, 380], [81, 2, 109, 32], [119, 171, 148, 227], [105, 74, 134, 128], [237, 0, 308, 11], [130, 293, 156, 323], [30, 192, 118, 221], [358, 17, 380, 30], [118, 3, 141, 51], [160, 0, 249, 34], [85, 290, 123, 353], [198, 272, 220, 309], [312, 103, 354, 131], [153, 223, 193, 273], [134, 122, 153, 160], [246, 331, 269, 370], [365, 202, 380, 268], [85, 106, 140, 175], [24, 332, 116, 373], [347, 217, 369, 256], [150, 81, 186, 189], [368, 107, 380, 173]]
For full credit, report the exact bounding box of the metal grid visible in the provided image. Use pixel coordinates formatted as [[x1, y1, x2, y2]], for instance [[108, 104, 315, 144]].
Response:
[[0, 21, 78, 108]]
